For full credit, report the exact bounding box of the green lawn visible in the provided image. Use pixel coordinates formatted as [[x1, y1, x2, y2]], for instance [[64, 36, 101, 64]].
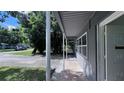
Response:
[[0, 48, 33, 56], [12, 49, 33, 56], [0, 67, 46, 81], [0, 49, 15, 52]]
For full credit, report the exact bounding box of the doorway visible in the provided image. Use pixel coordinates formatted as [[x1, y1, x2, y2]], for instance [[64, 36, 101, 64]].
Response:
[[97, 12, 124, 80]]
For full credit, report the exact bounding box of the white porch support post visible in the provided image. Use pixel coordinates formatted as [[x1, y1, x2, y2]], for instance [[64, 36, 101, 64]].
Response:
[[66, 38, 68, 59], [46, 11, 51, 81], [63, 33, 65, 70]]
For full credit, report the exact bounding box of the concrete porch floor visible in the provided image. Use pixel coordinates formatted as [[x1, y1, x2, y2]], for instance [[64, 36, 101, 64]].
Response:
[[52, 58, 88, 81]]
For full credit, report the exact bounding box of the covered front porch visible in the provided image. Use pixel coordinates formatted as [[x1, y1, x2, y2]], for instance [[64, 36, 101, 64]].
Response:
[[45, 11, 95, 81]]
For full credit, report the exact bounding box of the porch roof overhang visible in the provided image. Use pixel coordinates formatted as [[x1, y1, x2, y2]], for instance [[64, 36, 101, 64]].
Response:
[[54, 11, 95, 39]]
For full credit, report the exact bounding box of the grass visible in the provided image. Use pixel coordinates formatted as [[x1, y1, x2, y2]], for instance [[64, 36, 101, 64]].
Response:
[[12, 49, 33, 56], [0, 66, 46, 81], [0, 49, 15, 52], [0, 48, 33, 56]]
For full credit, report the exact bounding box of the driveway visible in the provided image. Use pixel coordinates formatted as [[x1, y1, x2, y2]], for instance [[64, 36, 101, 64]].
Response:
[[0, 52, 63, 72]]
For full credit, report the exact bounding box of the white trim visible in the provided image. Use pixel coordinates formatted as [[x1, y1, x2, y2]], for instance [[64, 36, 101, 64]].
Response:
[[53, 12, 64, 33], [53, 12, 67, 38], [77, 32, 87, 40], [104, 25, 108, 81], [99, 11, 124, 26]]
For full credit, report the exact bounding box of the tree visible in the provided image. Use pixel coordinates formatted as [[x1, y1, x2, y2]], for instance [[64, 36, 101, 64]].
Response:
[[8, 11, 63, 55], [51, 16, 63, 54], [0, 12, 8, 22], [0, 12, 29, 45], [0, 28, 27, 45], [8, 11, 46, 54]]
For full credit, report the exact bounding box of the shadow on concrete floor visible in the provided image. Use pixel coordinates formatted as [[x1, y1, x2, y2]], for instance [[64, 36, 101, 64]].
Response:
[[51, 69, 88, 81], [42, 52, 76, 60]]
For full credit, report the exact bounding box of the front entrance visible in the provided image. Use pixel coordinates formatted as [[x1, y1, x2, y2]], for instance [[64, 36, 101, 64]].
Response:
[[105, 23, 124, 80], [97, 12, 124, 80]]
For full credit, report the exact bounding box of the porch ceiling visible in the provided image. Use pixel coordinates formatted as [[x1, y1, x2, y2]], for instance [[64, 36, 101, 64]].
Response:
[[54, 11, 95, 38]]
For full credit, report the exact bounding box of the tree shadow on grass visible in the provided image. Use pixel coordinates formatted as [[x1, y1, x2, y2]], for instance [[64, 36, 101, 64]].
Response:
[[0, 67, 46, 81]]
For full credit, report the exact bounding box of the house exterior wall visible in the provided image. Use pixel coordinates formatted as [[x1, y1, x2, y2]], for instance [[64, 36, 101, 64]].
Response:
[[76, 11, 114, 80]]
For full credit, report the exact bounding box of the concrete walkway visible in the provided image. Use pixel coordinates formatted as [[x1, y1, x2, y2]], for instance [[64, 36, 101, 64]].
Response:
[[52, 58, 87, 81], [65, 58, 83, 72]]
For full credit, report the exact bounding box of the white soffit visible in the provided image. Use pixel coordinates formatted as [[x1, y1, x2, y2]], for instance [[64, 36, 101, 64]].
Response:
[[58, 11, 95, 38]]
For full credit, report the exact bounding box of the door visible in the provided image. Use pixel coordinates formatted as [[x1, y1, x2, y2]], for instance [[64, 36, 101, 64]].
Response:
[[105, 25, 124, 80]]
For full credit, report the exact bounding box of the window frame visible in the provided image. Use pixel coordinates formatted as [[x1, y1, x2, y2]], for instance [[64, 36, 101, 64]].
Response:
[[76, 32, 88, 59]]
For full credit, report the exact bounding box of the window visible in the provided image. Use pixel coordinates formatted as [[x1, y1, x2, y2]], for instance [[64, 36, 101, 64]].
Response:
[[82, 35, 86, 45], [76, 32, 87, 58]]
